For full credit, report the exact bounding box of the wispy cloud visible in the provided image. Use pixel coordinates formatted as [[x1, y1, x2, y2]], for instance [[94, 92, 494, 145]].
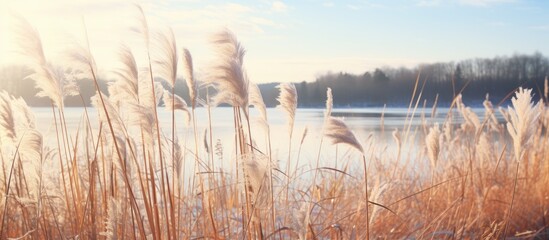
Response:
[[417, 0, 441, 7], [417, 0, 515, 7], [485, 21, 506, 27], [346, 4, 360, 10], [529, 25, 549, 31], [272, 1, 288, 12], [458, 0, 516, 7], [225, 3, 253, 13], [322, 2, 335, 7]]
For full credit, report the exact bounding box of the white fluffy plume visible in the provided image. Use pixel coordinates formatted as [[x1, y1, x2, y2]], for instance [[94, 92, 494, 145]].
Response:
[[323, 88, 363, 154], [243, 153, 271, 206], [13, 16, 78, 108], [153, 27, 178, 88], [162, 90, 191, 126], [0, 91, 16, 143], [100, 197, 121, 239], [506, 88, 540, 161], [181, 48, 197, 109], [426, 123, 442, 169], [206, 29, 249, 114], [325, 87, 333, 118], [110, 45, 139, 104], [324, 117, 364, 154], [277, 83, 297, 134], [91, 92, 127, 161], [249, 82, 268, 129], [138, 72, 165, 109]]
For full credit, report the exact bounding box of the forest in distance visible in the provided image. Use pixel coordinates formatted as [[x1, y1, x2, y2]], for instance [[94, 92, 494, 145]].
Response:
[[1, 51, 548, 107]]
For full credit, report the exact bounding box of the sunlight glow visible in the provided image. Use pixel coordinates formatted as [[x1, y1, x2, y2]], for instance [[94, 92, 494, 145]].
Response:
[[1, 0, 548, 83]]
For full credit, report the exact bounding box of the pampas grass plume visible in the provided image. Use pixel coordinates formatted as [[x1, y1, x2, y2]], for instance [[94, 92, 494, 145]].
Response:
[[110, 45, 139, 103], [181, 48, 197, 109], [326, 87, 333, 118], [300, 126, 308, 145], [506, 88, 540, 161], [323, 88, 363, 154], [426, 123, 441, 169], [324, 117, 364, 154], [207, 29, 249, 113], [13, 16, 75, 108], [153, 27, 178, 88], [101, 198, 121, 240], [249, 82, 269, 130], [0, 91, 16, 143], [277, 83, 297, 134], [133, 4, 151, 48], [162, 90, 191, 126], [243, 153, 270, 205]]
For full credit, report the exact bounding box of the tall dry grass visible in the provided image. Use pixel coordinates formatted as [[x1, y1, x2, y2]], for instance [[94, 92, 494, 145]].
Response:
[[1, 8, 549, 239]]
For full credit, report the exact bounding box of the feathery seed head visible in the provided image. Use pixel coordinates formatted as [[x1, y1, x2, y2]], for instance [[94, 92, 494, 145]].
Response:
[[101, 197, 121, 240], [426, 123, 442, 169], [322, 88, 363, 154], [0, 91, 16, 143], [211, 29, 246, 63], [300, 126, 308, 145], [243, 153, 270, 206], [133, 4, 150, 48], [162, 90, 191, 126], [181, 48, 197, 109], [91, 92, 127, 160], [153, 27, 178, 88], [483, 95, 499, 131], [324, 117, 364, 154], [12, 97, 36, 130], [277, 83, 297, 134], [326, 87, 333, 118], [249, 82, 269, 130], [12, 15, 46, 66], [506, 88, 540, 161], [206, 29, 249, 113], [110, 45, 139, 103]]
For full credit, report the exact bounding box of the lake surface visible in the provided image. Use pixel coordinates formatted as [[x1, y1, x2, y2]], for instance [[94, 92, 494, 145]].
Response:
[[32, 106, 503, 172]]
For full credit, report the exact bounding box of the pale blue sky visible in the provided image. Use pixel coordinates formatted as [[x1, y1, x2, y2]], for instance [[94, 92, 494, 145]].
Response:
[[1, 0, 548, 83]]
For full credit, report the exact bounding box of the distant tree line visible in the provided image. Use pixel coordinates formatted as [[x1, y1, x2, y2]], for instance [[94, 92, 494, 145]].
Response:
[[258, 52, 549, 107], [1, 52, 548, 107]]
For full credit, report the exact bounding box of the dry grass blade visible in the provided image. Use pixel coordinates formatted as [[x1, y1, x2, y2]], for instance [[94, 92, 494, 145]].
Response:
[[543, 77, 549, 102], [314, 167, 356, 179]]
